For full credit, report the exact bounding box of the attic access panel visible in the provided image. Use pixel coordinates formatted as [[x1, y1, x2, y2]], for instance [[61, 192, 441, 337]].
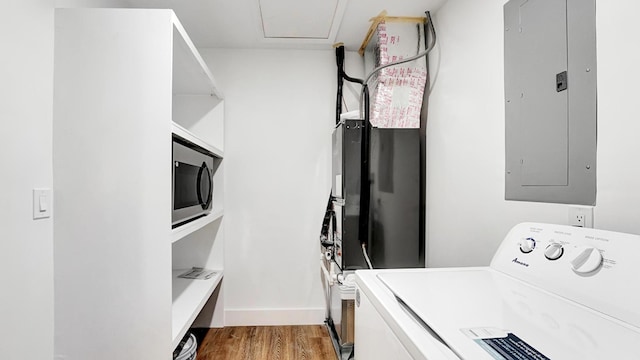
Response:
[[259, 0, 339, 39], [504, 0, 597, 205]]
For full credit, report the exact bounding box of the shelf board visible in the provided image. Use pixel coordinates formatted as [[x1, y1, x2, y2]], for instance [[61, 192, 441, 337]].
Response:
[[172, 208, 224, 244], [172, 269, 223, 349], [172, 122, 224, 158], [171, 13, 223, 99]]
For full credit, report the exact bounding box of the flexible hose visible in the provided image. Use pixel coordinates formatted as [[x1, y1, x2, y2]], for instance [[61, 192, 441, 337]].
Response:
[[336, 45, 364, 124], [362, 243, 374, 269]]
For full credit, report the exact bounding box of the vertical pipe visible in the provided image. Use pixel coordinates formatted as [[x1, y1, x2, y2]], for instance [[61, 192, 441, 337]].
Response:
[[359, 85, 372, 265], [335, 46, 345, 125], [418, 14, 430, 267]]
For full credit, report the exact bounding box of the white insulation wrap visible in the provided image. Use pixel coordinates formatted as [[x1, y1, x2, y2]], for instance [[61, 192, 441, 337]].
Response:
[[363, 18, 428, 128]]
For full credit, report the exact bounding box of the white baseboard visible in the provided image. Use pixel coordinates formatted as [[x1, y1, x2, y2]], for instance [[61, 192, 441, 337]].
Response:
[[224, 307, 326, 326]]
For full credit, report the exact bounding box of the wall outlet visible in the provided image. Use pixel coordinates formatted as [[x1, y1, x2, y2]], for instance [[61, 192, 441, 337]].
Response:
[[568, 206, 594, 228]]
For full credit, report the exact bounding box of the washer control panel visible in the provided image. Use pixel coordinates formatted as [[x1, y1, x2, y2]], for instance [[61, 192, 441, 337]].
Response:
[[491, 222, 640, 329]]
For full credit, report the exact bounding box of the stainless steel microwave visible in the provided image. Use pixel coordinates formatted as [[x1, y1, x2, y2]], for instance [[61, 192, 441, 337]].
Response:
[[172, 135, 215, 228]]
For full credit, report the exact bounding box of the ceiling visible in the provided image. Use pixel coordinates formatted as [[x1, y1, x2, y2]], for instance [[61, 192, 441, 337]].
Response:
[[55, 0, 447, 50]]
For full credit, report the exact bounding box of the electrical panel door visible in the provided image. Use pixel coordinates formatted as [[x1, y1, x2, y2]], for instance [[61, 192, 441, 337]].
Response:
[[504, 0, 596, 205]]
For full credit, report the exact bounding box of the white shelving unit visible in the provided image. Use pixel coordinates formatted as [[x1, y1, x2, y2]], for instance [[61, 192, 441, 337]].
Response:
[[53, 8, 225, 360], [170, 118, 225, 347], [170, 10, 226, 349], [171, 270, 223, 348], [171, 14, 223, 98], [171, 208, 224, 244], [172, 122, 224, 158]]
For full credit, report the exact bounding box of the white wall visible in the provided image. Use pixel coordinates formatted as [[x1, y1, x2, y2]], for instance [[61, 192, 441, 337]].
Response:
[[201, 48, 361, 325], [426, 0, 640, 267], [0, 0, 54, 358], [593, 1, 640, 235]]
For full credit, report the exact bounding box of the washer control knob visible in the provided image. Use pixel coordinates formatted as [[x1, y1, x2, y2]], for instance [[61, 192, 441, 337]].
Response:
[[544, 243, 564, 260], [519, 238, 536, 253], [570, 246, 603, 274]]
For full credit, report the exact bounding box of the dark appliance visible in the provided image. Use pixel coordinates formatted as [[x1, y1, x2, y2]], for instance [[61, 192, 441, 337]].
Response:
[[331, 120, 424, 270], [172, 135, 215, 228]]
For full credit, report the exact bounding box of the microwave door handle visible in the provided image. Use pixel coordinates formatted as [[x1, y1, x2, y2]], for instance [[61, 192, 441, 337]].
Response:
[[196, 162, 213, 210]]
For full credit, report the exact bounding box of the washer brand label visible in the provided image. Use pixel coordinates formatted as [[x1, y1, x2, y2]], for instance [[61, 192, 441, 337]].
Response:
[[478, 333, 549, 360], [462, 328, 550, 360], [512, 258, 530, 267]]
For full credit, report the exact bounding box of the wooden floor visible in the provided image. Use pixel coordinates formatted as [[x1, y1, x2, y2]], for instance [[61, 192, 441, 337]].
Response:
[[196, 325, 338, 360]]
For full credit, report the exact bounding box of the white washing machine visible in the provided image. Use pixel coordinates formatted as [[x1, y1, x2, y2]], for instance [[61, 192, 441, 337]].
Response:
[[355, 222, 640, 359]]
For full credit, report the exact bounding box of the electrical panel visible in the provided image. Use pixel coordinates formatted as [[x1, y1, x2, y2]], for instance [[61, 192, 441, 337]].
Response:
[[504, 0, 596, 205]]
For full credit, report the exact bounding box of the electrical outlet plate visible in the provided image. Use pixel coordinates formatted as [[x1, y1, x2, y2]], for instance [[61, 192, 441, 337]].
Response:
[[568, 205, 593, 228]]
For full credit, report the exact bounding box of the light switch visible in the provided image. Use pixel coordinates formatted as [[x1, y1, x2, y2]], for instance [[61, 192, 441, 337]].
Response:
[[39, 195, 48, 212], [33, 188, 52, 219]]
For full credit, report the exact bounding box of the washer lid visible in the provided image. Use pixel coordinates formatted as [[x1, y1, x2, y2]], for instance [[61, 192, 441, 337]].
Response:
[[378, 269, 640, 360]]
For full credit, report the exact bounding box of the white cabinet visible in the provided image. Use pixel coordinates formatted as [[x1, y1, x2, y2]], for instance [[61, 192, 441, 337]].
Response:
[[355, 286, 413, 360], [53, 8, 224, 359]]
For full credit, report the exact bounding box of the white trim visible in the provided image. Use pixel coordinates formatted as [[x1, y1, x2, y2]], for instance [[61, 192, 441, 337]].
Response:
[[224, 308, 326, 326]]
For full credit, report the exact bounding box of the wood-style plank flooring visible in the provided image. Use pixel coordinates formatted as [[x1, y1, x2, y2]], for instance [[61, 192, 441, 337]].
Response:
[[196, 325, 337, 360]]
